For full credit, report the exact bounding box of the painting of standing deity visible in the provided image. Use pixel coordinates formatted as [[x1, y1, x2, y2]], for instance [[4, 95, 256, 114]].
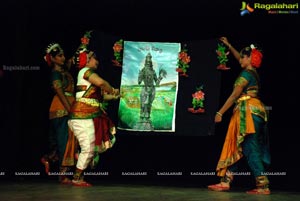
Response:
[[117, 41, 180, 132]]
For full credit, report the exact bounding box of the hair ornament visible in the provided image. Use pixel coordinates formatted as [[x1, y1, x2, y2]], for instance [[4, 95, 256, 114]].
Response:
[[45, 43, 63, 54], [250, 44, 263, 68], [43, 42, 63, 66]]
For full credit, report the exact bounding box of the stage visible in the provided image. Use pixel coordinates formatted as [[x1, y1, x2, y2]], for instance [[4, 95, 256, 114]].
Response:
[[0, 179, 299, 201], [1, 1, 299, 199]]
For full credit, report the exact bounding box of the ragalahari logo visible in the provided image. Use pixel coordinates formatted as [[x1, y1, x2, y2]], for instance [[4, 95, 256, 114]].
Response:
[[240, 2, 254, 16]]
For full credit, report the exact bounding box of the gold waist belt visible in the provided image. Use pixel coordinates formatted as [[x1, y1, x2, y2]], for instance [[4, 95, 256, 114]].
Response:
[[77, 97, 100, 107], [237, 95, 251, 103], [64, 92, 74, 97]]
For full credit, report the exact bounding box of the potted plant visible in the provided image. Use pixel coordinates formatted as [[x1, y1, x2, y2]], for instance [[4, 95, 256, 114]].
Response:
[[188, 85, 205, 113]]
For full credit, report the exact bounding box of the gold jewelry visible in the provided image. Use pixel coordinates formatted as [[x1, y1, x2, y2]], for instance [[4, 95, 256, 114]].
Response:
[[216, 112, 223, 117]]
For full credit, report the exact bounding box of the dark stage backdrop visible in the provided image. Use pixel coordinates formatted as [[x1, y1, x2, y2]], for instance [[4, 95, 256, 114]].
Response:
[[174, 39, 221, 136]]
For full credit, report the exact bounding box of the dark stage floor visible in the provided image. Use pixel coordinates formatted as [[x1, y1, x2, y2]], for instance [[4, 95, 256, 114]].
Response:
[[0, 179, 299, 201]]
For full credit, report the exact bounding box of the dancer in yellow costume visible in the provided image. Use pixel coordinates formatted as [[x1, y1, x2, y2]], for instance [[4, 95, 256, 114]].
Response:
[[208, 37, 271, 195]]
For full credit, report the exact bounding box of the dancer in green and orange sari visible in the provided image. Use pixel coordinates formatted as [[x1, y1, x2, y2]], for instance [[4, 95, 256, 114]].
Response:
[[41, 42, 75, 184], [208, 37, 271, 195]]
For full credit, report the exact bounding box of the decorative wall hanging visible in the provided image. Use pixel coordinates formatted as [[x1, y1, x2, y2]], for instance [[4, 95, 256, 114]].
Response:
[[112, 39, 124, 67], [216, 43, 230, 70], [187, 85, 205, 113], [176, 44, 191, 77]]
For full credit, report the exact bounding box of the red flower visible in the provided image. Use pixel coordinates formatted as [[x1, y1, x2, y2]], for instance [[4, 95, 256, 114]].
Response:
[[177, 47, 191, 76], [112, 39, 123, 67], [182, 55, 191, 64], [192, 91, 205, 100], [179, 51, 191, 64], [190, 86, 205, 109], [179, 52, 188, 59], [251, 49, 263, 68], [45, 53, 51, 67], [81, 37, 90, 45], [113, 43, 123, 52]]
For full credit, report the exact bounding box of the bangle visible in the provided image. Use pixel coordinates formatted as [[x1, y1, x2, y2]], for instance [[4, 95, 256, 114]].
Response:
[[216, 112, 223, 117], [228, 44, 232, 50], [111, 87, 115, 94]]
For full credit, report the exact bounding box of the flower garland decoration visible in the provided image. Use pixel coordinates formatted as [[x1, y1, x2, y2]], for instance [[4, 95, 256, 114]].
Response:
[[112, 39, 123, 67], [176, 44, 191, 77], [188, 85, 205, 113], [74, 30, 93, 69], [216, 43, 230, 70], [80, 30, 92, 46]]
